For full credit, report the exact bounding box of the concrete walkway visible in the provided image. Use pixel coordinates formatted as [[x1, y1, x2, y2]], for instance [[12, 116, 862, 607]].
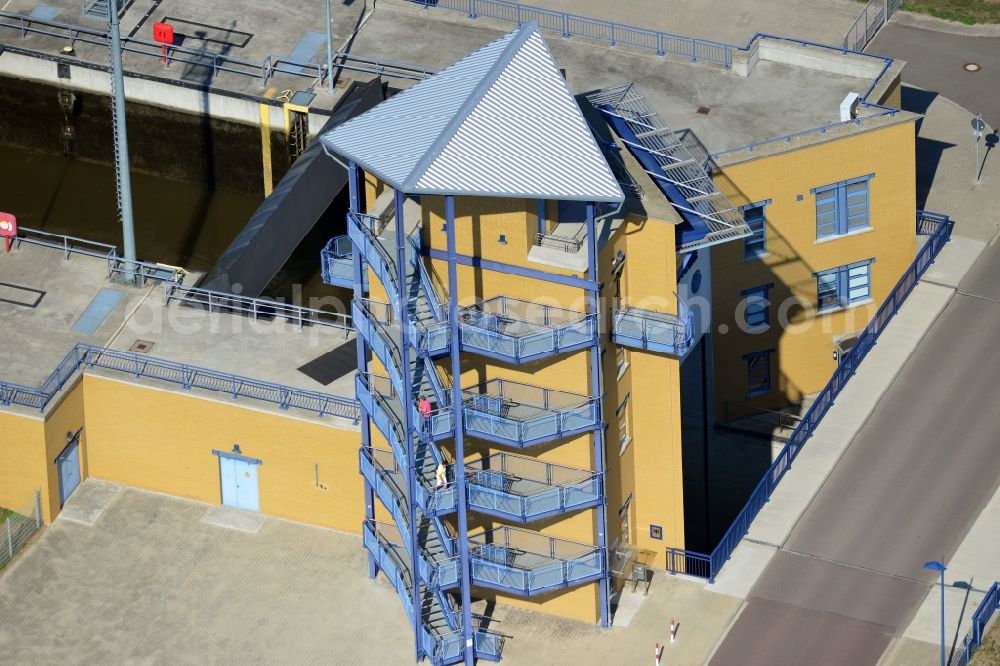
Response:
[[0, 480, 741, 665], [448, 0, 865, 47]]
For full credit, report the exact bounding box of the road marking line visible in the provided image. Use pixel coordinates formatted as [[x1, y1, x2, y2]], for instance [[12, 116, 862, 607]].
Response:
[[1, 0, 13, 11]]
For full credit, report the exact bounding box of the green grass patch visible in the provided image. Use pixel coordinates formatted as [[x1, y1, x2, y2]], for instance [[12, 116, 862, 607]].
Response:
[[891, 0, 1000, 25]]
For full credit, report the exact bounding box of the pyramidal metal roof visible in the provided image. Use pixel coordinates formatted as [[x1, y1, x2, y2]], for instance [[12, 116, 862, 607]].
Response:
[[321, 23, 624, 203]]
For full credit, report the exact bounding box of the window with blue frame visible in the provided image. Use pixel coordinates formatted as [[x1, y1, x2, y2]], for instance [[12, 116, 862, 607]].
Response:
[[742, 201, 769, 259], [814, 175, 873, 239], [741, 284, 772, 330], [744, 350, 773, 397], [816, 260, 873, 311]]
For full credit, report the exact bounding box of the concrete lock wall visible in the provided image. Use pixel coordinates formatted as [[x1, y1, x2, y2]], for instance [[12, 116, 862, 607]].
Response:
[[709, 120, 918, 417]]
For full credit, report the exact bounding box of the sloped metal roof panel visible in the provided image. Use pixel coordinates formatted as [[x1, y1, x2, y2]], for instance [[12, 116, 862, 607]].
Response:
[[321, 23, 623, 203]]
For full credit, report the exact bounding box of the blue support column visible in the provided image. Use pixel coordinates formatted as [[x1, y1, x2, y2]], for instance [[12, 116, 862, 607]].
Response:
[[349, 162, 377, 579], [446, 195, 476, 666], [536, 198, 547, 238], [395, 190, 423, 662], [586, 202, 610, 628]]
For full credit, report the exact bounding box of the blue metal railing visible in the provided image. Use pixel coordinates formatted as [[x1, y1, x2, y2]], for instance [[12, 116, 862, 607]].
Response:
[[321, 235, 364, 289], [707, 103, 898, 165], [462, 379, 601, 447], [466, 452, 603, 522], [349, 211, 402, 304], [842, 0, 904, 53], [668, 211, 952, 581], [613, 301, 694, 356], [952, 582, 1000, 666], [0, 343, 359, 420], [459, 296, 597, 363], [466, 526, 605, 596], [13, 226, 184, 286], [410, 0, 734, 65]]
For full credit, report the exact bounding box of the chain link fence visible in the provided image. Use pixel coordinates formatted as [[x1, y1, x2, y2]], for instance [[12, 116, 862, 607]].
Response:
[[0, 490, 42, 570]]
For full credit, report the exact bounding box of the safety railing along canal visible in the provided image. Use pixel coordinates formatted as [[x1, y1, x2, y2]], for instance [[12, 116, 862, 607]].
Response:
[[410, 0, 734, 66], [667, 211, 952, 581], [0, 10, 434, 84]]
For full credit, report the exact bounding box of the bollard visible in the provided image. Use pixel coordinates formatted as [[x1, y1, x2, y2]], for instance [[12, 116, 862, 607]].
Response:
[[670, 619, 678, 643], [655, 642, 661, 666]]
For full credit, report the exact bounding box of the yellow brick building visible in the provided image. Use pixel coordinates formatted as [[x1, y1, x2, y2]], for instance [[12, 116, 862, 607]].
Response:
[[0, 18, 927, 666]]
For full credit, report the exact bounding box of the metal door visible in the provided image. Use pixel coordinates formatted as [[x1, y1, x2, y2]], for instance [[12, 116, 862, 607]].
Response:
[[219, 455, 260, 512], [57, 437, 81, 507]]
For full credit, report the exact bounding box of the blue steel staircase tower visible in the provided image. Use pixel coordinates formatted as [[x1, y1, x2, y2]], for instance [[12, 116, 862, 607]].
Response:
[[322, 22, 625, 665]]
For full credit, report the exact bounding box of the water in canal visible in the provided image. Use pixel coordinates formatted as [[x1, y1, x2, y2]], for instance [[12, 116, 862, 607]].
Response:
[[0, 143, 261, 273]]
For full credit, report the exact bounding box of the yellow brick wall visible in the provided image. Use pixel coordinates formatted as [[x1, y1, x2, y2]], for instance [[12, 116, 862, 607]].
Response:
[[601, 215, 685, 570], [82, 375, 364, 533], [356, 186, 686, 621], [710, 121, 917, 416], [0, 409, 45, 517], [42, 382, 88, 522], [0, 381, 87, 523]]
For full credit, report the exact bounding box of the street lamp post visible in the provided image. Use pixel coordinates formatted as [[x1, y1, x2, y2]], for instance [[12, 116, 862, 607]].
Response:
[[923, 558, 947, 666]]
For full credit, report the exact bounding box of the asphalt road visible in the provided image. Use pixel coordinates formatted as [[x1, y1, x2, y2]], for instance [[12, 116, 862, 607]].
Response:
[[870, 24, 1000, 127], [711, 239, 1000, 665]]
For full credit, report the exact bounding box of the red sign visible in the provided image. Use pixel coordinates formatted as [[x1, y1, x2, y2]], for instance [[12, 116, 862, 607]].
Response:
[[152, 21, 174, 44], [0, 212, 17, 253]]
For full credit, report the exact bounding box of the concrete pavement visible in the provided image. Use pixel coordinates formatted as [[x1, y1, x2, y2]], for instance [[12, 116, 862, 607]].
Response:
[[709, 219, 1000, 665], [0, 480, 742, 665], [871, 24, 1000, 127], [447, 0, 864, 46]]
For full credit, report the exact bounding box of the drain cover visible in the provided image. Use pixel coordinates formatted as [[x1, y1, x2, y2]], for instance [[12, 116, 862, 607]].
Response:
[[963, 62, 982, 72], [129, 339, 155, 353]]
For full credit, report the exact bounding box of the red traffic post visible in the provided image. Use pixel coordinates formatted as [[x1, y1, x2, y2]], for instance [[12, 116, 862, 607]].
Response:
[[655, 642, 662, 666], [152, 21, 174, 65], [0, 212, 17, 253], [669, 619, 678, 644]]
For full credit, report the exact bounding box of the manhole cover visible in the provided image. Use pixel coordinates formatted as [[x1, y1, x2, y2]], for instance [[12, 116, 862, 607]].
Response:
[[129, 339, 155, 353], [963, 62, 982, 73]]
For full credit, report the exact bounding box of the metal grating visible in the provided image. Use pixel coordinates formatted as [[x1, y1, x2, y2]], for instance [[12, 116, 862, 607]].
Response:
[[586, 82, 750, 252]]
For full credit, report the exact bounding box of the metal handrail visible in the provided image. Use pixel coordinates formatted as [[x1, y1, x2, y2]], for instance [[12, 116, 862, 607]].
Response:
[[468, 526, 601, 566], [13, 226, 117, 260], [952, 581, 1000, 666], [462, 378, 597, 420], [350, 211, 400, 297], [668, 211, 951, 582], [0, 343, 360, 420], [466, 452, 600, 491], [842, 0, 904, 53], [707, 103, 898, 164], [723, 401, 802, 431], [410, 0, 734, 66], [164, 283, 352, 332], [463, 296, 591, 334], [534, 230, 584, 253], [0, 10, 434, 83]]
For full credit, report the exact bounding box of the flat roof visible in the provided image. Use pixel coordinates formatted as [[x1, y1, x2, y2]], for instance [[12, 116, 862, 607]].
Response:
[[350, 1, 895, 156], [0, 241, 357, 424]]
